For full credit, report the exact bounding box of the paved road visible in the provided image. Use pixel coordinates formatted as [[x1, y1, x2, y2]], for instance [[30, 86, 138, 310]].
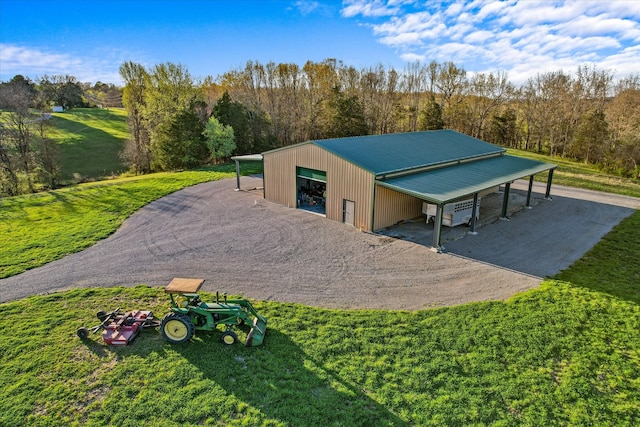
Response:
[[1, 176, 638, 309]]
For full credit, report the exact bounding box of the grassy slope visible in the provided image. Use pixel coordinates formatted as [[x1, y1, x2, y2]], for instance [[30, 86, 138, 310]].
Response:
[[0, 166, 248, 279], [0, 234, 638, 426], [0, 143, 638, 424], [48, 108, 129, 181], [508, 148, 640, 197]]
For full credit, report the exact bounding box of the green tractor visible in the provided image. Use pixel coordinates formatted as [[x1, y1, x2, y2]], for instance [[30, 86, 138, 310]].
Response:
[[161, 278, 267, 346]]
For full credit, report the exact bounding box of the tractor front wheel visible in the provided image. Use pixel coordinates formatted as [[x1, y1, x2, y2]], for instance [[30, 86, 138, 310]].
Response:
[[161, 313, 195, 344], [221, 330, 237, 345]]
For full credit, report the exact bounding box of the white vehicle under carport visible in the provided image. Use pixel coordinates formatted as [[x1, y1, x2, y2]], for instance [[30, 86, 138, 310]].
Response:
[[423, 198, 481, 227]]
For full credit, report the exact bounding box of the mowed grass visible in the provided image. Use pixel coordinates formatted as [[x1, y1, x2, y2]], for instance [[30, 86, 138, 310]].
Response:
[[0, 239, 638, 425], [0, 164, 262, 279], [47, 108, 129, 181], [0, 148, 638, 425], [507, 148, 640, 197]]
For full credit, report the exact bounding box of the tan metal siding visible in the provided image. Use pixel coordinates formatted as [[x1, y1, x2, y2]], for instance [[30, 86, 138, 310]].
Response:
[[264, 143, 375, 230], [373, 185, 423, 230], [326, 155, 374, 230]]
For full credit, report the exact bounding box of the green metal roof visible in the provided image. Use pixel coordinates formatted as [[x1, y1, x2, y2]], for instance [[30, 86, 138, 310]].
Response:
[[312, 130, 504, 176], [377, 154, 556, 204]]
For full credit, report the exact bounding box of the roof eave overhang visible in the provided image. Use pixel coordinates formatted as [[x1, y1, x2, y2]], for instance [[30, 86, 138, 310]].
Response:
[[376, 156, 556, 205]]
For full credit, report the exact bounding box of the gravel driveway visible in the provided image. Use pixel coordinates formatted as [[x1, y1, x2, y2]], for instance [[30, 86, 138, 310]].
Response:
[[1, 176, 638, 309]]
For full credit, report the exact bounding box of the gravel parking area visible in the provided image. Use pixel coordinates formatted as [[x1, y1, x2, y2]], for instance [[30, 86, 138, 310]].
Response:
[[1, 176, 638, 309]]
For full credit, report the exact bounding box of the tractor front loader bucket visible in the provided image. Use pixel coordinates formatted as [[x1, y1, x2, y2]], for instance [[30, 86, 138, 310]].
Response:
[[224, 297, 267, 347], [245, 315, 267, 347]]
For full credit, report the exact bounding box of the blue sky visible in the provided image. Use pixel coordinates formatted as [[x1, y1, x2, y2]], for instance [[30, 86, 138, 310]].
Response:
[[1, 0, 638, 86]]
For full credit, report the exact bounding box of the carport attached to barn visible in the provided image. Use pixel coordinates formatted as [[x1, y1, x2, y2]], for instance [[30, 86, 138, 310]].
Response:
[[262, 130, 556, 251], [376, 154, 556, 250]]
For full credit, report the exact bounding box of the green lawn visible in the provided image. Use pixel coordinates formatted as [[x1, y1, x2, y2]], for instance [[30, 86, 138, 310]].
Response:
[[0, 152, 638, 425], [0, 163, 261, 279], [0, 229, 638, 425], [508, 148, 640, 197], [48, 108, 129, 182]]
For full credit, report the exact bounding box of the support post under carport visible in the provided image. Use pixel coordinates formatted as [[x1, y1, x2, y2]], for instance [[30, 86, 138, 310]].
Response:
[[468, 193, 479, 234], [234, 159, 241, 191], [431, 204, 445, 252], [525, 175, 534, 209], [501, 182, 511, 220], [545, 168, 554, 200]]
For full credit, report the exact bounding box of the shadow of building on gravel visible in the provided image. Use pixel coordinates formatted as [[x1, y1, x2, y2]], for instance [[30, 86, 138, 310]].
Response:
[[176, 328, 408, 426]]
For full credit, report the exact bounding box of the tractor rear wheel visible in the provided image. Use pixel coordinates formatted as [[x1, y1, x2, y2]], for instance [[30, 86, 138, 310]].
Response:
[[161, 313, 195, 344]]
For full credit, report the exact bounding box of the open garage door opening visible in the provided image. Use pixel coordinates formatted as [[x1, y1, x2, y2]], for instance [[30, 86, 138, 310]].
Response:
[[297, 167, 326, 216]]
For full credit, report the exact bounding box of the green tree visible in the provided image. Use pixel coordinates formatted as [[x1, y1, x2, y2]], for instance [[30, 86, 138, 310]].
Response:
[[38, 75, 85, 109], [212, 91, 252, 154], [140, 62, 204, 171], [436, 61, 468, 130], [0, 78, 37, 194], [322, 86, 368, 138], [151, 109, 209, 170], [489, 109, 518, 147], [143, 63, 200, 133], [571, 110, 609, 164], [204, 116, 235, 163], [419, 97, 445, 130], [606, 78, 640, 177]]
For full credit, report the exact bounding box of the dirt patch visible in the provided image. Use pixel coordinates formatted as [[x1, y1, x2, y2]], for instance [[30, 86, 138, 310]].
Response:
[[1, 176, 638, 310]]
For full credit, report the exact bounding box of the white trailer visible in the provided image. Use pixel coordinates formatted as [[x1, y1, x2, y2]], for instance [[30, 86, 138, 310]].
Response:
[[423, 198, 480, 227]]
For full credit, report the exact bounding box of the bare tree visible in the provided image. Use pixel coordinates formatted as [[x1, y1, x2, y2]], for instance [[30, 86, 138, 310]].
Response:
[[464, 71, 513, 139], [119, 61, 151, 174], [400, 61, 427, 132], [436, 62, 469, 131], [0, 79, 36, 193]]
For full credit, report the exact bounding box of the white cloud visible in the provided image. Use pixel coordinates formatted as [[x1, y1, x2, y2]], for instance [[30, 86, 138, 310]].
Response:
[[444, 2, 463, 17], [341, 0, 401, 18], [464, 30, 494, 44], [379, 31, 424, 47], [599, 44, 640, 77], [0, 43, 124, 84], [295, 1, 321, 16], [0, 44, 81, 74], [340, 0, 640, 84], [473, 1, 509, 21], [556, 15, 640, 39], [400, 52, 426, 62]]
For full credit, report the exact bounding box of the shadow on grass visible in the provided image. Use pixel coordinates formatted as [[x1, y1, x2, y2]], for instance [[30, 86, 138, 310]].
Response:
[[177, 328, 407, 426]]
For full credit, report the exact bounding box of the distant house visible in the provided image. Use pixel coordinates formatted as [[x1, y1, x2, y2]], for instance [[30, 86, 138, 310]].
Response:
[[261, 130, 556, 251], [52, 106, 63, 112]]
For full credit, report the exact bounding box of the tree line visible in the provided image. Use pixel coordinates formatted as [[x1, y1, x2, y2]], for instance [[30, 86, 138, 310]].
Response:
[[212, 59, 639, 178], [2, 58, 639, 196], [122, 57, 640, 179]]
